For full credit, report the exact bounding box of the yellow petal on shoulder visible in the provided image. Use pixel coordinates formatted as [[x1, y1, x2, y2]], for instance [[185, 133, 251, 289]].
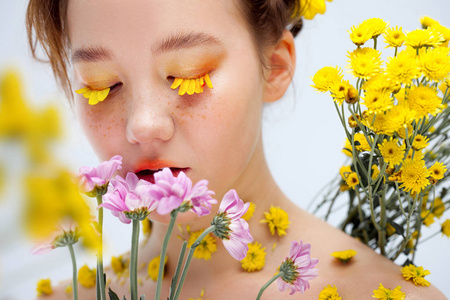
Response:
[[97, 88, 110, 102], [179, 79, 189, 95], [88, 91, 99, 105], [194, 79, 203, 93], [171, 77, 183, 89], [204, 73, 213, 89], [187, 79, 196, 95], [75, 87, 90, 94]]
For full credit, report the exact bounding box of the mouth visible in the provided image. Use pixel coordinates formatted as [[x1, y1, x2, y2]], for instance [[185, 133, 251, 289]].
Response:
[[135, 167, 189, 184]]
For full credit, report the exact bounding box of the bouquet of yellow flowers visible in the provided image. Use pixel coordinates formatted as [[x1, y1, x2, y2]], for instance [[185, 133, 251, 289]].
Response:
[[311, 16, 449, 264]]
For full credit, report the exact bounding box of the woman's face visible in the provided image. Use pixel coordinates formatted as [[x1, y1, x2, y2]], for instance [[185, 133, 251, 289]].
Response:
[[68, 0, 268, 219]]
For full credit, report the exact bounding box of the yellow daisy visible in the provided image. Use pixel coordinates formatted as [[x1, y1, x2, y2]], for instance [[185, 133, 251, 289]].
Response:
[[383, 26, 406, 48], [339, 165, 352, 181], [241, 242, 266, 272], [421, 210, 435, 227], [401, 264, 431, 287], [430, 23, 450, 43], [362, 73, 400, 93], [354, 133, 372, 152], [349, 24, 372, 46], [75, 86, 110, 105], [419, 47, 450, 82], [428, 162, 447, 180], [319, 284, 341, 300], [78, 265, 96, 288], [398, 159, 430, 194], [36, 278, 53, 296], [347, 47, 383, 80], [147, 255, 168, 281], [372, 283, 405, 300], [242, 202, 256, 221], [404, 28, 445, 48], [260, 206, 290, 236], [345, 172, 359, 190], [142, 218, 153, 237], [111, 255, 129, 276], [331, 249, 357, 263], [362, 90, 393, 114], [294, 0, 333, 20], [412, 134, 430, 151], [311, 66, 344, 92], [187, 229, 217, 260], [360, 18, 389, 39], [330, 80, 352, 105], [406, 85, 443, 119], [386, 50, 421, 85], [420, 16, 439, 29]]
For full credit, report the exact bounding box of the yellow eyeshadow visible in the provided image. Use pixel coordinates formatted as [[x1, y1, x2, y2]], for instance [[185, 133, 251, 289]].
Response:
[[171, 73, 213, 96]]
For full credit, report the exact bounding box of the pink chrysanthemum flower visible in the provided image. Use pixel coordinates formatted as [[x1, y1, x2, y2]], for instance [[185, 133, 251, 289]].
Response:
[[77, 155, 122, 196], [31, 221, 79, 255], [211, 189, 254, 260], [100, 172, 158, 223], [277, 240, 319, 295], [149, 168, 216, 216]]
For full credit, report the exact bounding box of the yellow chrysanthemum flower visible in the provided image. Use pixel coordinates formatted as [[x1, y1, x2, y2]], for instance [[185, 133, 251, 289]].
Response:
[[241, 242, 266, 272], [242, 202, 256, 221], [147, 255, 168, 281], [339, 165, 352, 181], [330, 80, 352, 105], [36, 278, 52, 296], [75, 86, 110, 105], [347, 47, 383, 80], [142, 218, 153, 236], [412, 134, 430, 151], [386, 50, 421, 85], [292, 0, 333, 20], [432, 197, 445, 218], [387, 107, 416, 137], [171, 73, 213, 96], [404, 28, 445, 49], [260, 206, 290, 236], [78, 265, 96, 288], [348, 24, 372, 46], [384, 26, 406, 48], [331, 249, 357, 263], [429, 23, 450, 44], [406, 85, 443, 119], [421, 210, 435, 226], [428, 162, 447, 180], [362, 73, 400, 93], [372, 283, 405, 300], [442, 220, 450, 237], [342, 138, 353, 157], [379, 138, 405, 167], [420, 16, 439, 29], [362, 90, 393, 114], [64, 284, 73, 295], [405, 149, 424, 161], [311, 66, 344, 93], [354, 133, 372, 152], [398, 159, 430, 194], [188, 230, 217, 260], [401, 264, 431, 287], [361, 18, 390, 39], [419, 47, 450, 82], [345, 172, 359, 190], [319, 284, 341, 300], [111, 255, 128, 276]]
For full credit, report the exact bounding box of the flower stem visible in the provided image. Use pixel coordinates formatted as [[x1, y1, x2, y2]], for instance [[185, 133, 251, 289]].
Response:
[[130, 219, 140, 300], [168, 241, 188, 300], [68, 244, 78, 300], [256, 272, 283, 300], [173, 225, 216, 300], [155, 209, 179, 300], [96, 195, 106, 300]]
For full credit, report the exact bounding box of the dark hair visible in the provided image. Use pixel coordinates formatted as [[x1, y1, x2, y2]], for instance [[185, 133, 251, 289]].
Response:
[[26, 0, 302, 100]]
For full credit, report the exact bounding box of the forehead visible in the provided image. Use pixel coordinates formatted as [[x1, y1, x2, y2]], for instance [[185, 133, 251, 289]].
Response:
[[67, 0, 247, 55]]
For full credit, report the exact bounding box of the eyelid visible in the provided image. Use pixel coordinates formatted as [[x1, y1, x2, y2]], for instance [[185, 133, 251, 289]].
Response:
[[170, 73, 213, 96]]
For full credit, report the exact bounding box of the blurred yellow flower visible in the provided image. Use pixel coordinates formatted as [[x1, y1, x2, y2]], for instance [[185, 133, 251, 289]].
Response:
[[404, 28, 445, 48], [406, 85, 443, 119], [339, 165, 352, 181], [188, 230, 217, 260], [432, 197, 445, 218], [421, 210, 435, 227], [78, 265, 96, 288], [142, 217, 153, 237], [242, 202, 256, 221], [383, 26, 406, 48], [293, 0, 333, 20], [401, 264, 431, 287], [241, 242, 266, 272], [147, 255, 168, 281], [111, 255, 129, 276], [420, 16, 439, 29], [442, 220, 450, 237], [36, 278, 53, 296], [419, 47, 450, 82]]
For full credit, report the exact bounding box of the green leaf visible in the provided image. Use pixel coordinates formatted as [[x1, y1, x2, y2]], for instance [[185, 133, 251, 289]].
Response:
[[108, 287, 120, 300]]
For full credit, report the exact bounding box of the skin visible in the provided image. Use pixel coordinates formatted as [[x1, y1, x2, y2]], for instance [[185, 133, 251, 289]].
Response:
[[42, 0, 446, 299]]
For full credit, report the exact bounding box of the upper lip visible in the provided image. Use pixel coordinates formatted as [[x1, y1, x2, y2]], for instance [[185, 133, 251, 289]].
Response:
[[133, 159, 184, 173]]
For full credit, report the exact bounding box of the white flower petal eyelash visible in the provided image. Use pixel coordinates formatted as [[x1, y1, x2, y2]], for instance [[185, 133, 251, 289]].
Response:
[[75, 86, 110, 105], [171, 73, 213, 96]]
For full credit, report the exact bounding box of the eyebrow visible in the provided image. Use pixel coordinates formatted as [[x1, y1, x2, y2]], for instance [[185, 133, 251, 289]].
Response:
[[151, 32, 223, 55], [72, 32, 223, 63]]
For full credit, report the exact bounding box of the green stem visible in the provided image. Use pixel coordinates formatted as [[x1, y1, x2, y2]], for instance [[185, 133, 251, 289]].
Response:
[[256, 272, 283, 300], [96, 195, 106, 300], [130, 219, 140, 300], [419, 231, 441, 243], [169, 241, 188, 300], [155, 209, 179, 300], [68, 244, 78, 300], [173, 225, 216, 300]]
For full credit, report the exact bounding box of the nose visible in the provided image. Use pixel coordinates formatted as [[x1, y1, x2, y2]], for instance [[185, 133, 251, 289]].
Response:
[[125, 92, 175, 144]]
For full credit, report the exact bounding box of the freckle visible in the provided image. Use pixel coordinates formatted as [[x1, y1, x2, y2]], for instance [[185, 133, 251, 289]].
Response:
[[201, 115, 206, 119], [107, 126, 111, 130], [103, 134, 106, 137], [121, 118, 124, 121], [176, 105, 180, 109]]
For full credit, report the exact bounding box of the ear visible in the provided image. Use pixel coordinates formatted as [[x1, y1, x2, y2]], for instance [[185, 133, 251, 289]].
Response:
[[262, 30, 296, 103]]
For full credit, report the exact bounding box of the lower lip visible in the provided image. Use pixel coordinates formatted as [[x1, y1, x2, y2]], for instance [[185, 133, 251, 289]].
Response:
[[135, 168, 189, 184]]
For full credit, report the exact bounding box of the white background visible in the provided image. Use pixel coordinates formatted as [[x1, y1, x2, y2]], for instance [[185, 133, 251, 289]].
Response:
[[1, 0, 449, 299]]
